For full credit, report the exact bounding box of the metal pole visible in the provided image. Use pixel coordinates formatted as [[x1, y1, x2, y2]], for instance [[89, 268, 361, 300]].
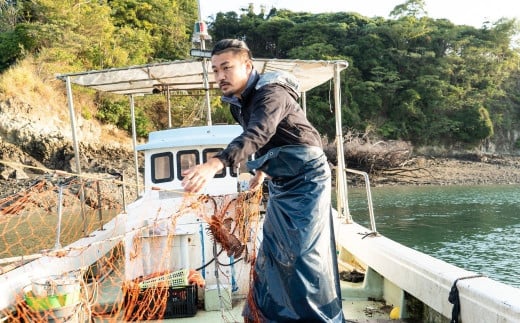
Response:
[[197, 0, 212, 126], [129, 95, 140, 196], [65, 76, 87, 232], [54, 185, 63, 250], [201, 43, 212, 126], [120, 172, 127, 213], [213, 241, 225, 314], [96, 181, 103, 230], [196, 0, 203, 22], [333, 63, 351, 221], [65, 76, 82, 174], [346, 169, 376, 232], [166, 85, 172, 128]]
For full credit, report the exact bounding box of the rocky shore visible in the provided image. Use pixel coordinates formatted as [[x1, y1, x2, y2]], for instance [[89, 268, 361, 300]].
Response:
[[1, 95, 518, 197], [2, 152, 519, 201], [369, 154, 520, 186]]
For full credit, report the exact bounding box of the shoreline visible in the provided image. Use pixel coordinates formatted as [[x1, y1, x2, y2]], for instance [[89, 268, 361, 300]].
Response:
[[366, 155, 520, 187], [1, 155, 520, 199]]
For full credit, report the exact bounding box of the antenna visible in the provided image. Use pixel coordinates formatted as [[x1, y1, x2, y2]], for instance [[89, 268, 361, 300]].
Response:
[[192, 0, 213, 126]]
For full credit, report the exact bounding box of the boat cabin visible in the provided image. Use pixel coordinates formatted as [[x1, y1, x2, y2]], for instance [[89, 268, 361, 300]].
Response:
[[137, 125, 246, 195]]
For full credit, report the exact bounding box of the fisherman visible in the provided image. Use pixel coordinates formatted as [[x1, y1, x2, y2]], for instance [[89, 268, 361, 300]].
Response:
[[182, 38, 344, 322]]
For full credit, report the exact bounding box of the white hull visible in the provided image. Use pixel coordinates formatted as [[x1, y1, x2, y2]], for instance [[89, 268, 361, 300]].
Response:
[[336, 220, 520, 322], [2, 184, 519, 322]]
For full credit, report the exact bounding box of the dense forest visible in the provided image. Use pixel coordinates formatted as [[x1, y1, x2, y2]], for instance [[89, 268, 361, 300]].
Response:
[[1, 0, 519, 152]]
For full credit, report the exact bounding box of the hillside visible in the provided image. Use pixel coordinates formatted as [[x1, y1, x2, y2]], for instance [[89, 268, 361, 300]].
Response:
[[1, 59, 520, 199], [0, 60, 138, 196]]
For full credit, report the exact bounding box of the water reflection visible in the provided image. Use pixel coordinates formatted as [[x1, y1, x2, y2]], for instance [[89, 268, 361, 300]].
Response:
[[347, 184, 520, 287]]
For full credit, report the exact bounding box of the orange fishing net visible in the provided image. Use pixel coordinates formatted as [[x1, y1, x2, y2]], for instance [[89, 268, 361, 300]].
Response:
[[0, 166, 263, 322]]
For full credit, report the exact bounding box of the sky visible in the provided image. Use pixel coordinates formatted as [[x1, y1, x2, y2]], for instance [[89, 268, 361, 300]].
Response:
[[198, 0, 520, 28]]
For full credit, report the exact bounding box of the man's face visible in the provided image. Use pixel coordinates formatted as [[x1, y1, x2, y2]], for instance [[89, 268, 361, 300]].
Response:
[[211, 51, 252, 97]]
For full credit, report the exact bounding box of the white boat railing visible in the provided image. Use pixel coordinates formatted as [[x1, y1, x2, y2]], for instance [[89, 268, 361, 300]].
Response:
[[345, 168, 377, 234]]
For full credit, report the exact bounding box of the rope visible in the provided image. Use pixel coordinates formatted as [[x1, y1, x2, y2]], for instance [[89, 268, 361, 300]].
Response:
[[361, 231, 378, 239], [448, 274, 486, 323]]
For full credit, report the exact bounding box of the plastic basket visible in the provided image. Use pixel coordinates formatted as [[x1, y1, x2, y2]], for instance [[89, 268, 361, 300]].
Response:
[[124, 284, 198, 320], [138, 268, 189, 289]]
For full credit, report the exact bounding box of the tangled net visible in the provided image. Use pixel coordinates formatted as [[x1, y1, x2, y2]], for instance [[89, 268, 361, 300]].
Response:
[[196, 190, 262, 260], [0, 167, 263, 322]]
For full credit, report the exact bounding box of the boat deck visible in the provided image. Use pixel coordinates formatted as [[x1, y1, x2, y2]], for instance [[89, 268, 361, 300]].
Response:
[[91, 299, 397, 322], [89, 280, 400, 322]]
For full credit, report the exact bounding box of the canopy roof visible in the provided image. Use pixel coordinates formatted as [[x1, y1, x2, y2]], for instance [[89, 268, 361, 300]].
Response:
[[56, 57, 349, 215], [57, 58, 348, 96]]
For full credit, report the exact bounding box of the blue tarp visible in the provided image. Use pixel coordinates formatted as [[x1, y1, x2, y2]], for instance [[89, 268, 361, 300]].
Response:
[[244, 145, 344, 322]]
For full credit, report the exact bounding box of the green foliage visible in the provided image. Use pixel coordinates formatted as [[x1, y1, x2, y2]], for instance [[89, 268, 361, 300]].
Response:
[[390, 0, 427, 19], [96, 97, 151, 137], [212, 104, 235, 125], [288, 42, 337, 60], [109, 0, 197, 61], [0, 21, 48, 71], [515, 138, 520, 149], [133, 109, 152, 138], [306, 91, 337, 139], [0, 0, 197, 71], [451, 106, 494, 145], [0, 0, 519, 150], [208, 7, 520, 148], [82, 108, 92, 120], [0, 31, 21, 71]]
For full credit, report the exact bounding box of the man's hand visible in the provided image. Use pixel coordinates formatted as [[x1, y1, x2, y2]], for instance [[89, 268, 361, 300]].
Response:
[[249, 170, 266, 191], [182, 158, 224, 193]]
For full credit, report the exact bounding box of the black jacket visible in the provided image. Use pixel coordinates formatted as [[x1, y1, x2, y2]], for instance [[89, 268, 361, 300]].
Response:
[[216, 70, 322, 169]]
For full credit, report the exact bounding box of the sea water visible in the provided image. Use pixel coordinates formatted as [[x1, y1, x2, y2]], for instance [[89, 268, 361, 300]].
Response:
[[346, 184, 520, 288]]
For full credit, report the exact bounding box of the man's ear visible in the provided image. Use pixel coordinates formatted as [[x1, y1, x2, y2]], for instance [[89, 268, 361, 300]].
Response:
[[245, 59, 253, 73]]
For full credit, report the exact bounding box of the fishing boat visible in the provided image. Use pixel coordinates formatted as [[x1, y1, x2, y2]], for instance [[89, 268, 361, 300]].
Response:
[[1, 31, 520, 323]]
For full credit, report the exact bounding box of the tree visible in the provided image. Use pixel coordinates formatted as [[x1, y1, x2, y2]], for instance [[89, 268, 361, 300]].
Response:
[[207, 4, 519, 150], [109, 0, 197, 62], [1, 0, 519, 151], [390, 0, 427, 19]]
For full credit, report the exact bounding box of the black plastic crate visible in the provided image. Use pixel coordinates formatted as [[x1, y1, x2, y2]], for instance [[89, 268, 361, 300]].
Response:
[[124, 284, 198, 320]]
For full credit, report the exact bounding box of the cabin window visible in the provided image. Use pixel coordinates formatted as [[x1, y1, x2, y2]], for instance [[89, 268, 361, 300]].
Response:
[[151, 152, 174, 183], [177, 150, 200, 180], [203, 148, 226, 178]]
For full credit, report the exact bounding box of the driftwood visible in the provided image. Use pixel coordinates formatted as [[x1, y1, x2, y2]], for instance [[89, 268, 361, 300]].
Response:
[[321, 130, 460, 185], [324, 130, 414, 175]]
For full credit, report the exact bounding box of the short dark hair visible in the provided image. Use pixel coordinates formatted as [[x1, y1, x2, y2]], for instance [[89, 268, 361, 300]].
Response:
[[211, 39, 252, 59]]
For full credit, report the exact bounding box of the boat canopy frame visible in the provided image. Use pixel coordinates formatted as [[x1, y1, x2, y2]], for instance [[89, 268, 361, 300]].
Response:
[[56, 58, 351, 219]]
